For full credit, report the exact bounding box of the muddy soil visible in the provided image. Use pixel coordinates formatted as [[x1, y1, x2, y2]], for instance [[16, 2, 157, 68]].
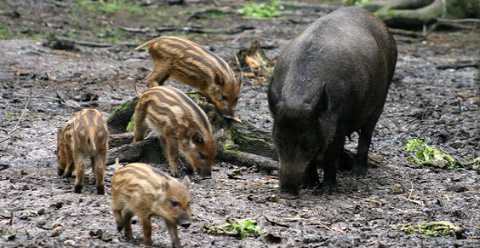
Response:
[[1, 0, 479, 247]]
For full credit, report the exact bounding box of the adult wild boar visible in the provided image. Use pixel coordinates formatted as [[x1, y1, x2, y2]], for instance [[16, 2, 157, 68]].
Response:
[[268, 7, 397, 195]]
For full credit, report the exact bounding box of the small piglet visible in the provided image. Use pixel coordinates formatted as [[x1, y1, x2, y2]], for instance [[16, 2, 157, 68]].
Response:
[[133, 86, 216, 178], [57, 109, 109, 194], [111, 161, 192, 247], [136, 36, 241, 121]]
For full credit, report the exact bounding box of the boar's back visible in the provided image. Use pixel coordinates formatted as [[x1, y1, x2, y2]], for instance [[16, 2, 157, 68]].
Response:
[[268, 7, 397, 133]]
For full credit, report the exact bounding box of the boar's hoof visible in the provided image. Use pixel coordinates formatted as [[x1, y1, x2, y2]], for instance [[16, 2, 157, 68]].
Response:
[[338, 152, 355, 171], [353, 166, 368, 177], [303, 176, 320, 189], [74, 185, 82, 193], [65, 171, 73, 178], [318, 182, 336, 195], [144, 239, 153, 247], [97, 186, 105, 195], [170, 169, 181, 178], [279, 192, 300, 199]]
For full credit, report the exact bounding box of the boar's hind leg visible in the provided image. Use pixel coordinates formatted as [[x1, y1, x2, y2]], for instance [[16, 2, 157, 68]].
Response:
[[73, 153, 85, 193], [122, 209, 134, 240], [303, 161, 319, 188], [93, 151, 106, 195], [354, 121, 376, 176]]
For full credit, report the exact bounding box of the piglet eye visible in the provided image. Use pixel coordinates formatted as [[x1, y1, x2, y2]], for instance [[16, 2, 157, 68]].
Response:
[[171, 200, 180, 207]]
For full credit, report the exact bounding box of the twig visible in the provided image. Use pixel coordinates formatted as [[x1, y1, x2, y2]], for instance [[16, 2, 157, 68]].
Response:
[[156, 25, 255, 35], [436, 61, 479, 70], [0, 90, 32, 144], [389, 28, 424, 38], [9, 211, 14, 225], [263, 215, 289, 228], [55, 36, 113, 48]]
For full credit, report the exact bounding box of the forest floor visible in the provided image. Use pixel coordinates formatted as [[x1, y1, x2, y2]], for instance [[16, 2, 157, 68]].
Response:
[[0, 0, 479, 247]]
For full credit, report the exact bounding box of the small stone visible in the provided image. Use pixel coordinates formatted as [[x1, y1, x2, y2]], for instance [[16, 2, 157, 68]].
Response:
[[266, 194, 279, 202], [51, 225, 63, 237], [37, 208, 46, 215], [64, 240, 75, 246], [391, 183, 404, 194]]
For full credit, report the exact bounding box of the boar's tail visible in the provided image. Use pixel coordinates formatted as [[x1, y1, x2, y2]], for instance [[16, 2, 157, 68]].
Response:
[[135, 37, 161, 50], [114, 158, 121, 172], [87, 129, 96, 152]]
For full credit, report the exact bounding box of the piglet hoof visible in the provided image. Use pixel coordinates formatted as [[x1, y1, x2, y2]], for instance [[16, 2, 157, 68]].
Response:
[[97, 186, 105, 195], [57, 169, 64, 176], [172, 241, 182, 248], [74, 185, 82, 193], [144, 239, 153, 247], [170, 169, 181, 178]]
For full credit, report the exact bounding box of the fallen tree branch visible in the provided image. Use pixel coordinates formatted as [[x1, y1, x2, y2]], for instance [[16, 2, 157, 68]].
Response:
[[436, 61, 479, 70], [388, 28, 425, 38], [218, 148, 279, 171], [0, 90, 32, 144], [156, 25, 255, 35]]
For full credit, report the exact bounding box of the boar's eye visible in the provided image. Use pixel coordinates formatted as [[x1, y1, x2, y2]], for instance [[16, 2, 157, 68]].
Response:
[[192, 133, 204, 145], [170, 200, 180, 208], [198, 152, 206, 160]]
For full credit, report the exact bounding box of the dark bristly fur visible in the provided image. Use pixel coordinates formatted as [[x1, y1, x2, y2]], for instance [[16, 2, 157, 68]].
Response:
[[268, 7, 397, 195]]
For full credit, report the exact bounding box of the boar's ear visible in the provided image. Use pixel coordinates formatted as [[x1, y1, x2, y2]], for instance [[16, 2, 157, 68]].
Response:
[[182, 176, 191, 189], [160, 181, 170, 191], [192, 132, 204, 145]]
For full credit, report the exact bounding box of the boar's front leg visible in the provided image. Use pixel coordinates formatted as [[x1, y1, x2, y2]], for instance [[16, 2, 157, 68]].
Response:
[[164, 138, 181, 177], [303, 161, 319, 189], [139, 214, 153, 246], [354, 120, 377, 176], [166, 220, 181, 248], [321, 131, 345, 193]]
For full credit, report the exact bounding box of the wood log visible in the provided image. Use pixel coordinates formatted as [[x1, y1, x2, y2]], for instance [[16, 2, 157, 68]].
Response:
[[358, 0, 480, 29], [106, 97, 383, 170]]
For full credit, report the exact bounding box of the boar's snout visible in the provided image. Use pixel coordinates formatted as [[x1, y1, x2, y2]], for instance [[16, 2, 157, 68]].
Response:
[[279, 162, 307, 195], [198, 168, 212, 179], [177, 215, 192, 229]]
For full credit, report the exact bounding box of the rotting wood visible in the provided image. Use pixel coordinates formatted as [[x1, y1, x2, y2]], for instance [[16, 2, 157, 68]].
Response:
[[107, 97, 383, 171]]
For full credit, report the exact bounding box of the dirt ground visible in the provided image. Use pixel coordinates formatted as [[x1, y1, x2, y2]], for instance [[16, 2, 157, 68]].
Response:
[[0, 0, 479, 247]]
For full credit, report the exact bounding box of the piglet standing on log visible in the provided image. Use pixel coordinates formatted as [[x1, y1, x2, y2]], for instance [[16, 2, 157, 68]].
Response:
[[268, 7, 397, 195], [56, 109, 109, 194], [133, 86, 216, 178], [135, 36, 241, 122], [111, 161, 192, 247]]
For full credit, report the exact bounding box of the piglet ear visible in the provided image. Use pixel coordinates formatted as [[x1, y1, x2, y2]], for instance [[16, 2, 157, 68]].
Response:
[[161, 181, 170, 191], [182, 176, 191, 189]]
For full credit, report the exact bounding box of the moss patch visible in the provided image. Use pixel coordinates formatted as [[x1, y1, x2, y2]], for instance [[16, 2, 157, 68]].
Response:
[[400, 221, 461, 237]]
